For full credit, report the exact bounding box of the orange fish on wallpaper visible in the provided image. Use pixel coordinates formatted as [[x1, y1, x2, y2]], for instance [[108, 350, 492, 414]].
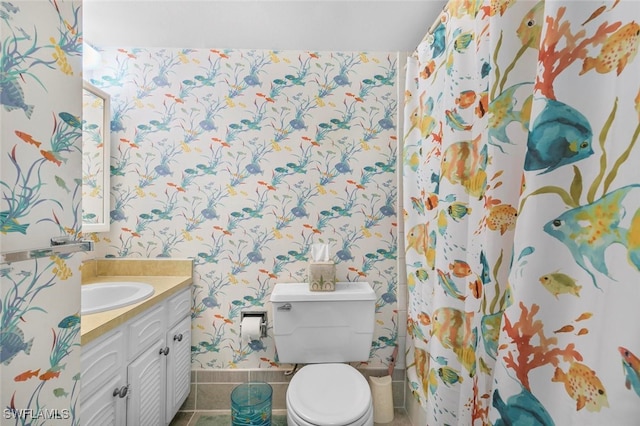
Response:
[[580, 21, 640, 76], [40, 150, 62, 166], [39, 370, 60, 381], [552, 362, 609, 412], [15, 130, 42, 147], [14, 369, 40, 382]]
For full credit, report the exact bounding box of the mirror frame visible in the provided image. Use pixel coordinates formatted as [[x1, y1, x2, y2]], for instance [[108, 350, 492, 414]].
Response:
[[82, 81, 111, 233]]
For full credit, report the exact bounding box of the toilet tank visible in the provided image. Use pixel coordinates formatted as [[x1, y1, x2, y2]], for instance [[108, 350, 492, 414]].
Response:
[[270, 282, 376, 364]]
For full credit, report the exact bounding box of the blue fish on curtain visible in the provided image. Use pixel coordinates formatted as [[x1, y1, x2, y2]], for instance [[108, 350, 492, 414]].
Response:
[[431, 22, 447, 59], [543, 184, 640, 287], [493, 387, 554, 426], [525, 98, 593, 174], [488, 82, 534, 151], [404, 0, 640, 424], [619, 346, 640, 397]]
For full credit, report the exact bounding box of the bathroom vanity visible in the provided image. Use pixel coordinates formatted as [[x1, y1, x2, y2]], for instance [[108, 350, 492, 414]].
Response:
[[80, 259, 192, 425]]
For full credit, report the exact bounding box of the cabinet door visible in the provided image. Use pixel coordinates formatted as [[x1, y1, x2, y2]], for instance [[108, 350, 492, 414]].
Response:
[[166, 315, 191, 423], [80, 375, 126, 426], [127, 339, 167, 426], [128, 304, 165, 361], [82, 329, 125, 398]]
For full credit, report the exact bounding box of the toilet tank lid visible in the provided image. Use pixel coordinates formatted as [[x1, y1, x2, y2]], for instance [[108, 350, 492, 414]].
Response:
[[270, 282, 375, 302]]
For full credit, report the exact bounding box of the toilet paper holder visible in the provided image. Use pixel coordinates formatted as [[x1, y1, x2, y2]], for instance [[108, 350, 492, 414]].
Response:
[[240, 310, 268, 338]]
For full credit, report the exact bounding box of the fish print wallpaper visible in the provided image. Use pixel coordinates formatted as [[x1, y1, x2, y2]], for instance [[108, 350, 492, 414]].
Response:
[[1, 0, 84, 425], [81, 85, 107, 226], [403, 0, 640, 424], [88, 48, 400, 369]]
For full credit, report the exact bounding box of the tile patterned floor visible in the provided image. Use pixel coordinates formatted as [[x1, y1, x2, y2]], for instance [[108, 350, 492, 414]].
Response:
[[192, 414, 287, 425], [169, 408, 412, 425]]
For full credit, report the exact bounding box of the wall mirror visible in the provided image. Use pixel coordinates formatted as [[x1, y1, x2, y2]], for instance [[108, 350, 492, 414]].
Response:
[[82, 81, 111, 233]]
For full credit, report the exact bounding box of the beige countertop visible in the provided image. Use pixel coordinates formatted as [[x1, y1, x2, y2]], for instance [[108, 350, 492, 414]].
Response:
[[81, 259, 193, 345]]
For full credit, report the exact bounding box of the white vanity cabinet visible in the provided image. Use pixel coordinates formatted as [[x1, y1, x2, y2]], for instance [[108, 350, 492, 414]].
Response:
[[126, 337, 166, 425], [81, 287, 191, 426], [80, 330, 127, 425], [166, 315, 191, 420], [125, 303, 166, 425], [165, 288, 192, 422]]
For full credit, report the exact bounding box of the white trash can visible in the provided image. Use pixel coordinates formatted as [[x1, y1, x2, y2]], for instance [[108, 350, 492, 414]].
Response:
[[369, 375, 394, 423]]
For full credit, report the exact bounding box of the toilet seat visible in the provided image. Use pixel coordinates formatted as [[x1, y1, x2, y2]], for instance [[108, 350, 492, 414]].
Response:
[[287, 363, 373, 426]]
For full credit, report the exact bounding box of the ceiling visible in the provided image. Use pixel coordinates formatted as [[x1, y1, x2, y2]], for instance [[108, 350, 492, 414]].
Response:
[[82, 0, 446, 52]]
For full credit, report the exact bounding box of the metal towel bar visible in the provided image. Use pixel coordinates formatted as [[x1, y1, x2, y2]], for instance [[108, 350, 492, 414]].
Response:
[[1, 238, 94, 264]]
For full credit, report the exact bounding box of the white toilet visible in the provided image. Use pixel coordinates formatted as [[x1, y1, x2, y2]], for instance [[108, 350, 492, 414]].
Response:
[[270, 282, 376, 426]]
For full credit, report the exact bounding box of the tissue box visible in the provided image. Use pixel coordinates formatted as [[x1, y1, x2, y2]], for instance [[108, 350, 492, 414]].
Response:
[[308, 262, 336, 291]]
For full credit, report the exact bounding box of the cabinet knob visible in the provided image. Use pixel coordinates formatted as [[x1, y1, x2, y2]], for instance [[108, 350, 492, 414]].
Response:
[[159, 346, 170, 356], [173, 333, 183, 342], [113, 385, 128, 398]]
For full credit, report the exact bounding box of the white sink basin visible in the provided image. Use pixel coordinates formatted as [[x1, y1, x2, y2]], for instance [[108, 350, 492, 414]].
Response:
[[82, 281, 155, 315]]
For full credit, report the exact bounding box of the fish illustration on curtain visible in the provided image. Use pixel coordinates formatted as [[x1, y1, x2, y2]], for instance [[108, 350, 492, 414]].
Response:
[[404, 0, 640, 424]]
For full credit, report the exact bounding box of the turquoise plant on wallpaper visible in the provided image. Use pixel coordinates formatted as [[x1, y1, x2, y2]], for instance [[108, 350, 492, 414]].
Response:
[[82, 87, 107, 224], [90, 48, 400, 369], [1, 1, 83, 423], [1, 0, 82, 237]]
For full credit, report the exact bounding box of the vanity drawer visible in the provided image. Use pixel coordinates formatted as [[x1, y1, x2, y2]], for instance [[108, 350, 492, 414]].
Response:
[[167, 287, 191, 327], [128, 304, 165, 360]]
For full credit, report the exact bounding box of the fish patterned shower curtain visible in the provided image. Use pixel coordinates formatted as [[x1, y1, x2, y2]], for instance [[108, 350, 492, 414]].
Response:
[[403, 0, 640, 424]]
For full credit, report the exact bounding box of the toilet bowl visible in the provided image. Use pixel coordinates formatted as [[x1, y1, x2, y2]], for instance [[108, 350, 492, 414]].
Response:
[[286, 364, 374, 426]]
